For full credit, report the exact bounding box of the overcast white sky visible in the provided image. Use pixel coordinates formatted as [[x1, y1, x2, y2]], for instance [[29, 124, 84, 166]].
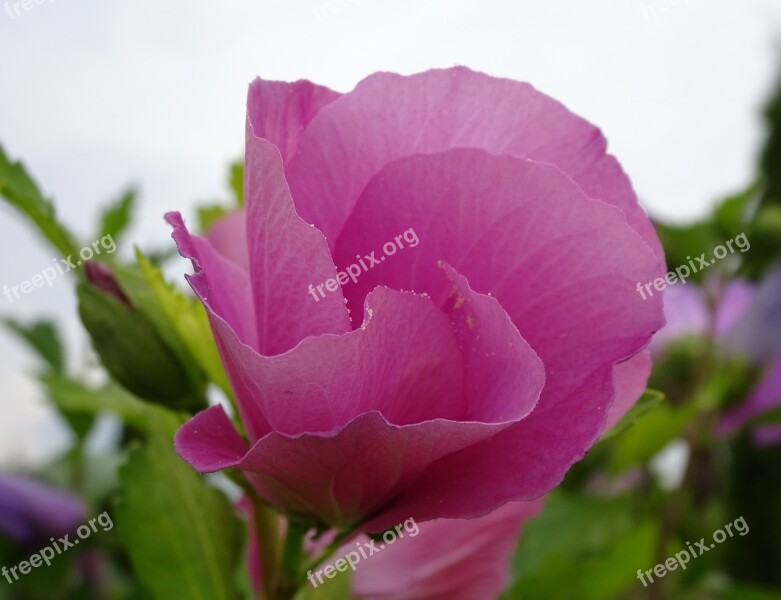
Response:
[[1, 0, 780, 468]]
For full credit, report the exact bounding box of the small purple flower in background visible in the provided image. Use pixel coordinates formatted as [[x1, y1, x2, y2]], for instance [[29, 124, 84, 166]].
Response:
[[650, 278, 755, 356], [718, 266, 781, 443], [722, 266, 781, 363], [0, 473, 86, 545], [654, 267, 781, 445]]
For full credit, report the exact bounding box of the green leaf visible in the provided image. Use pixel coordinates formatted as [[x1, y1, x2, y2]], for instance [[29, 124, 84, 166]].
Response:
[[115, 430, 242, 600], [608, 359, 737, 471], [2, 317, 64, 372], [96, 186, 137, 244], [753, 405, 781, 426], [508, 492, 630, 579], [77, 282, 201, 410], [293, 570, 351, 600], [714, 184, 756, 241], [40, 371, 160, 440], [609, 402, 691, 473], [502, 492, 655, 600], [40, 372, 174, 433], [198, 204, 231, 233], [0, 144, 81, 260], [574, 522, 655, 600], [599, 389, 664, 443], [753, 205, 781, 243], [41, 372, 243, 600], [115, 250, 232, 400]]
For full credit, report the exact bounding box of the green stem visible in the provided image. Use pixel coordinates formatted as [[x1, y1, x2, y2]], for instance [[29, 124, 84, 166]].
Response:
[[250, 494, 281, 600], [281, 520, 308, 585]]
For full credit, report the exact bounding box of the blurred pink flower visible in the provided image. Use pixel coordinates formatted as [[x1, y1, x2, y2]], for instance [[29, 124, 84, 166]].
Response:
[[169, 67, 664, 530], [350, 500, 543, 600]]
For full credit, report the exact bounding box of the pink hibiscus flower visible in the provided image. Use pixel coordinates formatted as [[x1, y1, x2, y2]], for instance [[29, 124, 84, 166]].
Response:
[[168, 67, 664, 532]]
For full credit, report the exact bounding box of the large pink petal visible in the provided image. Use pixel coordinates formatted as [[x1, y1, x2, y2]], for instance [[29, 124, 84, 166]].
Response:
[[167, 211, 258, 351], [177, 405, 527, 527], [200, 286, 466, 437], [244, 135, 351, 355], [247, 78, 340, 164], [176, 284, 545, 525], [335, 150, 664, 530], [174, 404, 249, 471], [172, 245, 545, 430], [351, 500, 544, 600], [333, 149, 664, 376], [287, 67, 660, 258], [364, 370, 618, 531], [168, 211, 272, 438]]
